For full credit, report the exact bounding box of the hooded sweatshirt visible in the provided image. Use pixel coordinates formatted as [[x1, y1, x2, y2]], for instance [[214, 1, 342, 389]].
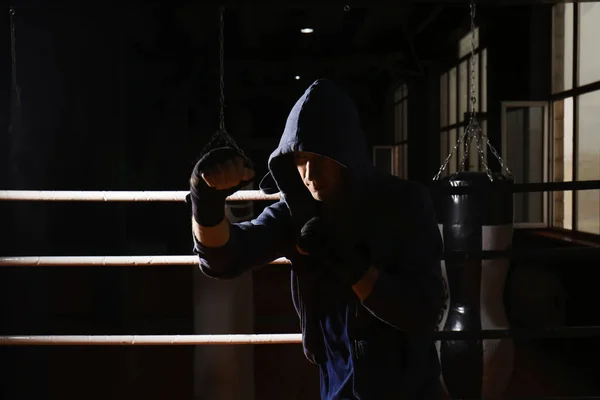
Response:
[[193, 79, 445, 400]]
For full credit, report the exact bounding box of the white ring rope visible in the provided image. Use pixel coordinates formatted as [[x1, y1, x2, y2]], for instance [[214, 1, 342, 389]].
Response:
[[0, 189, 291, 346], [0, 256, 290, 266], [0, 334, 303, 346], [0, 190, 281, 202]]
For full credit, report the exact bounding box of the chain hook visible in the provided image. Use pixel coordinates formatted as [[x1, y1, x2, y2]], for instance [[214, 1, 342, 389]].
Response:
[[196, 6, 252, 169], [434, 0, 512, 182]]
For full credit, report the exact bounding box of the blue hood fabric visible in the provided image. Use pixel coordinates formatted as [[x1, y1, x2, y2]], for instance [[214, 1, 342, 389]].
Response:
[[194, 79, 444, 400], [260, 78, 373, 195]]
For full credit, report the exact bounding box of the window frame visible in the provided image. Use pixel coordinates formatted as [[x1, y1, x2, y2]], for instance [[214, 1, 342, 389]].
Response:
[[501, 101, 551, 229], [551, 3, 600, 235], [392, 83, 408, 179], [373, 145, 398, 177], [439, 27, 488, 177]]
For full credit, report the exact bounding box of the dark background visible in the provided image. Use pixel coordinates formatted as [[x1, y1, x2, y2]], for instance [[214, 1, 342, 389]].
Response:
[[0, 1, 598, 399]]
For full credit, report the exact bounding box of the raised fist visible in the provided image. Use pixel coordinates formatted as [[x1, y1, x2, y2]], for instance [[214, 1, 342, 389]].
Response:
[[189, 147, 255, 227], [191, 147, 255, 192]]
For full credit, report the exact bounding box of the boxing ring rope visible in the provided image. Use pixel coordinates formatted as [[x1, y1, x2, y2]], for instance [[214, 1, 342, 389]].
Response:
[[0, 180, 599, 203], [0, 185, 599, 347], [2, 326, 600, 346], [0, 189, 281, 202], [0, 334, 303, 346], [1, 247, 598, 267], [0, 256, 290, 267]]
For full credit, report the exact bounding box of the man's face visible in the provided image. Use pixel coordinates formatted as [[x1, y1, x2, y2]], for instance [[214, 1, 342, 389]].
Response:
[[293, 151, 347, 202]]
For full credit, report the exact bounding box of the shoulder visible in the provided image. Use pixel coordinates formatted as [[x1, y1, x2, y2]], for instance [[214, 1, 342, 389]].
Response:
[[255, 199, 290, 221]]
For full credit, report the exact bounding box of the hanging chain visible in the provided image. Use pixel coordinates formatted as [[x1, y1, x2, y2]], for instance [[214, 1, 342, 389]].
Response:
[[468, 2, 477, 116], [197, 6, 250, 161], [434, 0, 512, 181], [457, 4, 479, 175], [219, 6, 225, 131], [459, 1, 480, 174]]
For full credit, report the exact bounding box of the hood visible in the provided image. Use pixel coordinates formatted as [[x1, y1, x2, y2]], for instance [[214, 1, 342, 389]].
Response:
[[259, 79, 374, 200]]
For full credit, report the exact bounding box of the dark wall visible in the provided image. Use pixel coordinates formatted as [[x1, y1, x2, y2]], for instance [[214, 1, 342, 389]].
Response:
[[510, 230, 600, 393], [1, 6, 194, 399], [1, 10, 10, 191], [407, 71, 441, 184], [484, 5, 553, 170]]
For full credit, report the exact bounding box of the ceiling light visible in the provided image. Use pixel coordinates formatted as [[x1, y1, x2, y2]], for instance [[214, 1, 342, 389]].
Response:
[[295, 76, 300, 80], [300, 28, 314, 34]]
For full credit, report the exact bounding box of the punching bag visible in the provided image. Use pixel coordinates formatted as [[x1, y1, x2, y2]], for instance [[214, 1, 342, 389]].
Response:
[[434, 171, 515, 399]]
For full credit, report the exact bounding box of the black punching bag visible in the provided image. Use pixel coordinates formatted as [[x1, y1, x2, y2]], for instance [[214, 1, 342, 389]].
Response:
[[434, 171, 515, 399]]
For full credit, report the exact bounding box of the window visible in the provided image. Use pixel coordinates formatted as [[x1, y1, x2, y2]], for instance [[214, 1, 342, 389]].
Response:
[[552, 4, 600, 235], [552, 4, 573, 93], [502, 102, 549, 227], [578, 4, 600, 87], [376, 84, 408, 178], [439, 28, 488, 177], [576, 91, 600, 234], [394, 84, 408, 178]]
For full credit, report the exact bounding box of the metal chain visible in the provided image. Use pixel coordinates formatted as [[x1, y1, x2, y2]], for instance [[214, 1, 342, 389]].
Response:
[[459, 1, 478, 174], [485, 134, 512, 177], [176, 7, 249, 172], [468, 2, 477, 116], [198, 6, 249, 160], [476, 125, 493, 175], [434, 0, 512, 181], [434, 128, 470, 181], [458, 126, 472, 173]]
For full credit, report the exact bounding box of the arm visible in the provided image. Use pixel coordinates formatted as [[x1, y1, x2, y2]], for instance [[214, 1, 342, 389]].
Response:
[[357, 184, 444, 334], [192, 200, 293, 280], [193, 217, 230, 248]]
